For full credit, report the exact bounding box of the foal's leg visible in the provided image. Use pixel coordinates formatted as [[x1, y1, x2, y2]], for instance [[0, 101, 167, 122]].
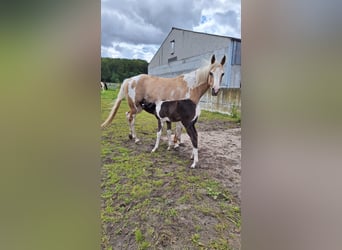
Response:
[[166, 121, 172, 150], [126, 111, 140, 143], [174, 122, 183, 149], [151, 118, 163, 153], [184, 122, 198, 168]]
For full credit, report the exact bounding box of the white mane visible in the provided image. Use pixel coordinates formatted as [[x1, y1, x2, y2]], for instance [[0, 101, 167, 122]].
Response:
[[182, 58, 218, 88]]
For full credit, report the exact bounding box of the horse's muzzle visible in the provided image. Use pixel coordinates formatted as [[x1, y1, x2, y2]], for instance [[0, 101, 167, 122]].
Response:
[[212, 88, 219, 96]]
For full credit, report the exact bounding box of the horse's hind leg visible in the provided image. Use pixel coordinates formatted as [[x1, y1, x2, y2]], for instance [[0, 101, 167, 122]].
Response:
[[166, 121, 172, 150], [126, 111, 140, 143], [151, 118, 163, 152]]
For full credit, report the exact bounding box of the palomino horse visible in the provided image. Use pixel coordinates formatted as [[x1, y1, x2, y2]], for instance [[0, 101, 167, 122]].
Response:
[[101, 55, 226, 144], [140, 63, 226, 168]]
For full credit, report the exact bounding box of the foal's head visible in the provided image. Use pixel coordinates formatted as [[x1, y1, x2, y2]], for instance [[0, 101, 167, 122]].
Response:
[[208, 55, 226, 96]]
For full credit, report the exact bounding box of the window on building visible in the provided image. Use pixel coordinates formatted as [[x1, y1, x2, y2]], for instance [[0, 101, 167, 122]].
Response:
[[232, 40, 241, 65], [170, 40, 175, 55]]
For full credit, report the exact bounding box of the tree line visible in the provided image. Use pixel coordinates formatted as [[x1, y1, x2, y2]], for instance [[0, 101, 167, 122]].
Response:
[[101, 58, 148, 83]]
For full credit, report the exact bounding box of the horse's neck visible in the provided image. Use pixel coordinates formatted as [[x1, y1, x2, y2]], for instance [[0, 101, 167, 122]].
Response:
[[190, 81, 210, 104]]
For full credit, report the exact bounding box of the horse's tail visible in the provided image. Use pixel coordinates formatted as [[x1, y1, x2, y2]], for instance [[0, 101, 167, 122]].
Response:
[[101, 80, 127, 128]]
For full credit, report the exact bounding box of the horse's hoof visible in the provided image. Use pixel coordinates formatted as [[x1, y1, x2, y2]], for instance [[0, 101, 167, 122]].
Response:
[[190, 164, 196, 168], [135, 138, 140, 143], [128, 134, 133, 140]]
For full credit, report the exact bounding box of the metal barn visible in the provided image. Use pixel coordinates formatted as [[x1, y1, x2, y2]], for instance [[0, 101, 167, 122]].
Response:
[[148, 27, 241, 114]]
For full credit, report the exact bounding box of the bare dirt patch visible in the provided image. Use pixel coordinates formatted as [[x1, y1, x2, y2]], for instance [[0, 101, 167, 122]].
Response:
[[143, 123, 241, 249], [180, 128, 241, 201], [158, 122, 241, 204]]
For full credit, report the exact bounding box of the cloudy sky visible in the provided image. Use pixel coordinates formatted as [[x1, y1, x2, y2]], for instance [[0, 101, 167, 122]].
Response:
[[101, 0, 241, 62]]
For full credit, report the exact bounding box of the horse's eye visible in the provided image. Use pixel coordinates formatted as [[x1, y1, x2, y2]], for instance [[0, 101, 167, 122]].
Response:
[[209, 72, 213, 76], [222, 73, 224, 76]]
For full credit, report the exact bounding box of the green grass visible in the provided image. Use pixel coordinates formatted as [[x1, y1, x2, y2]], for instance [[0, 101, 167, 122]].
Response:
[[134, 228, 144, 243], [101, 88, 241, 249], [200, 107, 241, 124]]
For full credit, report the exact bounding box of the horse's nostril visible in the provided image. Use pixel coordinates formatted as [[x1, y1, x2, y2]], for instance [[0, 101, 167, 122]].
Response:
[[211, 88, 219, 96]]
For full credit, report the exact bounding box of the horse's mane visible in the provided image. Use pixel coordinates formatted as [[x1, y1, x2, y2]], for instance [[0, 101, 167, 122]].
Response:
[[196, 64, 210, 84], [195, 60, 220, 84], [178, 57, 222, 88]]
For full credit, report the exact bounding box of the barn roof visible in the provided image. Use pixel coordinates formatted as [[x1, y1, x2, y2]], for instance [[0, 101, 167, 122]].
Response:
[[170, 27, 241, 41], [149, 27, 241, 63]]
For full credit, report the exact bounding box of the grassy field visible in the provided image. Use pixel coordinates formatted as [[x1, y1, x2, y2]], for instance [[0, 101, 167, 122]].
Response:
[[101, 89, 241, 249]]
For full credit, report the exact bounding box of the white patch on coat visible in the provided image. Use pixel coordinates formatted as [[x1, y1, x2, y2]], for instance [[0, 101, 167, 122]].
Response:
[[128, 80, 136, 101], [183, 71, 197, 88], [151, 130, 162, 152], [160, 117, 170, 122], [192, 103, 201, 122], [127, 75, 142, 109], [190, 148, 198, 168], [155, 101, 162, 117], [155, 101, 171, 122]]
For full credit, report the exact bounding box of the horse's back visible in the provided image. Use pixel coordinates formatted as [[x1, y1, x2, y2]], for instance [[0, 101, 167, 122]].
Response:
[[130, 75, 189, 103]]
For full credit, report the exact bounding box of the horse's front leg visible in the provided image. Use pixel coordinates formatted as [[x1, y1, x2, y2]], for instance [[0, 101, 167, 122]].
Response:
[[126, 111, 140, 143], [151, 118, 163, 153]]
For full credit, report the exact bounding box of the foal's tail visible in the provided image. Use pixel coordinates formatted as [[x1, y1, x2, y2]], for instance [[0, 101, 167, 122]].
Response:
[[101, 81, 127, 128]]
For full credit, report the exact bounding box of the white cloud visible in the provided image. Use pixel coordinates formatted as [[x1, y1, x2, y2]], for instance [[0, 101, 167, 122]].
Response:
[[101, 42, 158, 62], [193, 10, 241, 38], [101, 0, 240, 61]]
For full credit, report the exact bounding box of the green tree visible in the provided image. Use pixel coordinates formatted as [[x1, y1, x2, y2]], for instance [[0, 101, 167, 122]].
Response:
[[101, 58, 148, 83]]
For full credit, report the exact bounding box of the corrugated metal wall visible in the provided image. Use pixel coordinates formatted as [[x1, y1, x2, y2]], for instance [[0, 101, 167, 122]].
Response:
[[148, 28, 230, 68], [149, 48, 231, 88]]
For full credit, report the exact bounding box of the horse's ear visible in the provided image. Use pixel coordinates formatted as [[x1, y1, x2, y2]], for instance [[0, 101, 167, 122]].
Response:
[[211, 55, 216, 64], [220, 55, 226, 65]]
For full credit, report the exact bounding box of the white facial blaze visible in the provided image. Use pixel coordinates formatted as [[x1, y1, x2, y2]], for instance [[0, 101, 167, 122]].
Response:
[[211, 67, 224, 94]]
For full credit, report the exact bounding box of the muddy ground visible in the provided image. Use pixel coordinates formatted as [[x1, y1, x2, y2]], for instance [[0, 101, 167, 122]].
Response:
[[154, 119, 241, 203], [178, 125, 241, 202], [101, 92, 241, 249], [125, 119, 241, 202]]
